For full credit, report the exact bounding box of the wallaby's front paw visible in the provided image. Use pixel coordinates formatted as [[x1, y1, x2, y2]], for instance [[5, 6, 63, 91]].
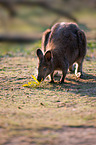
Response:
[[49, 80, 54, 83], [59, 80, 64, 84], [80, 74, 84, 79]]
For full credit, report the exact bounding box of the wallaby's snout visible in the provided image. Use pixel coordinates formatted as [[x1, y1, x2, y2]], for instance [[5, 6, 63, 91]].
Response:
[[37, 76, 41, 82], [37, 75, 43, 82]]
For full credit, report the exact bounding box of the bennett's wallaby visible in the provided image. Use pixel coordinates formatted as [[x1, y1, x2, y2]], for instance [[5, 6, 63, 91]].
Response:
[[36, 22, 86, 83]]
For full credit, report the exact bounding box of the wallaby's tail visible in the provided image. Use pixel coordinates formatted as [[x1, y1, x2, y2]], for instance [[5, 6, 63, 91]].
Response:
[[42, 29, 51, 52], [77, 30, 87, 57]]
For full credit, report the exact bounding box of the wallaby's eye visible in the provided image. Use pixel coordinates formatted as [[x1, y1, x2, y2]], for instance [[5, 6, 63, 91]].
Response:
[[43, 67, 47, 71]]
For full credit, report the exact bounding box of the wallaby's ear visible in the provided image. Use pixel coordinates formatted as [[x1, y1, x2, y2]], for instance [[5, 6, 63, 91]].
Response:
[[45, 51, 52, 61], [36, 49, 43, 60]]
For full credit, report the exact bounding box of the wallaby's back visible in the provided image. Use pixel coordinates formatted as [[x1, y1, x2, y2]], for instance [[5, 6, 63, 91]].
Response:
[[44, 22, 86, 66]]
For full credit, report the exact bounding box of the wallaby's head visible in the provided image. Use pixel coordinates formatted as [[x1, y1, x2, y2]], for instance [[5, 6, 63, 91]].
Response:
[[36, 49, 53, 82]]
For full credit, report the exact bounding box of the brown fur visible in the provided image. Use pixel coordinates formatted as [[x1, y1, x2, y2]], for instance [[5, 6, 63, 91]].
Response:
[[37, 22, 86, 83], [42, 29, 51, 52]]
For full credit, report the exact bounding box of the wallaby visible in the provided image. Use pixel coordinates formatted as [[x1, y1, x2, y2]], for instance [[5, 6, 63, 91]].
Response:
[[36, 22, 86, 83]]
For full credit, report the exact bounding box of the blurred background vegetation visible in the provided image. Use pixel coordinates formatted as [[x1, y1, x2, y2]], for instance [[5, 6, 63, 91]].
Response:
[[0, 0, 96, 57]]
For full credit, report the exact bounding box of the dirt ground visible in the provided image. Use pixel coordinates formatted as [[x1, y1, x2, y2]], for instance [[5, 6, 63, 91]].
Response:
[[0, 54, 96, 145], [0, 126, 96, 145]]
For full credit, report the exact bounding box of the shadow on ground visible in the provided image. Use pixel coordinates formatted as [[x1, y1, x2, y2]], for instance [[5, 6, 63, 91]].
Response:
[[36, 72, 96, 98]]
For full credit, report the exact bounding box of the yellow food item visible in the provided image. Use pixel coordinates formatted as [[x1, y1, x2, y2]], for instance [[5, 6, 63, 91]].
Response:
[[23, 75, 42, 87]]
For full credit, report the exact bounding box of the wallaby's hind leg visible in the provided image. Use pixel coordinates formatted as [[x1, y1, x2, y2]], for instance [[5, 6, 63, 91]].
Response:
[[75, 58, 84, 78], [75, 30, 86, 78]]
